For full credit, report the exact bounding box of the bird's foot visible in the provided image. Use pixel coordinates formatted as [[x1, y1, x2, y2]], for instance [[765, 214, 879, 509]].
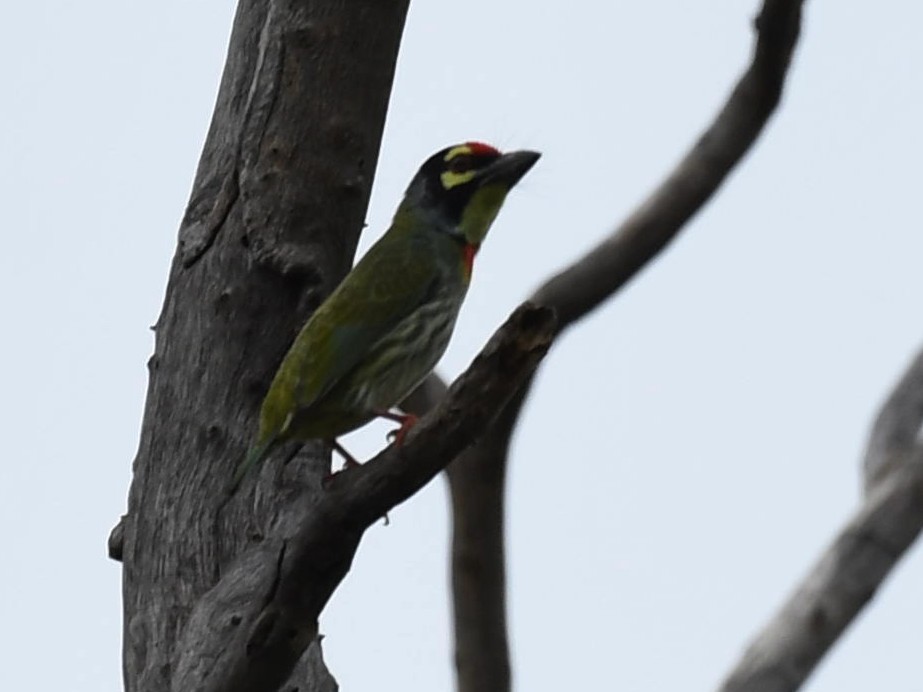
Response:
[[381, 412, 419, 447]]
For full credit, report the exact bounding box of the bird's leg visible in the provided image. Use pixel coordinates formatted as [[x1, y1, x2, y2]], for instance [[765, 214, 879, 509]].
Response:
[[331, 439, 361, 469], [378, 410, 419, 447], [324, 438, 391, 526], [323, 439, 362, 488]]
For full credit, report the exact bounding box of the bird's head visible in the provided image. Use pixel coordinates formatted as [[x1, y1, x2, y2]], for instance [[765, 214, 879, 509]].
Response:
[[400, 142, 540, 245]]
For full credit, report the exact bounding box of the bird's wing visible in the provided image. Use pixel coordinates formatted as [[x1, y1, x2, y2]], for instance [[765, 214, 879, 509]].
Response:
[[264, 230, 439, 426]]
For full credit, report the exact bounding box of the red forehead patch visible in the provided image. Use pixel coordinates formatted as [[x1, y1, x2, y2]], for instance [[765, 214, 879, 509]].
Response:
[[465, 141, 500, 157]]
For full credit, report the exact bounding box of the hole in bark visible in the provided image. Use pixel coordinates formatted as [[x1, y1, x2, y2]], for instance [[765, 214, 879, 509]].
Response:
[[215, 289, 232, 310]]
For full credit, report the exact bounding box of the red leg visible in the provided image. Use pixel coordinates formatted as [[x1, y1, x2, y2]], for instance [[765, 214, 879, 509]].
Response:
[[377, 410, 419, 447]]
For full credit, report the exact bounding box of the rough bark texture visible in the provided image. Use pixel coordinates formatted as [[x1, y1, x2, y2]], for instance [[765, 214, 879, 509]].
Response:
[[116, 2, 410, 690], [405, 2, 808, 691], [718, 349, 923, 692]]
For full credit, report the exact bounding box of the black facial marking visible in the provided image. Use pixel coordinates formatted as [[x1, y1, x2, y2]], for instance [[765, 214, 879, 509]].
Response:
[[448, 154, 474, 173], [410, 145, 501, 225]]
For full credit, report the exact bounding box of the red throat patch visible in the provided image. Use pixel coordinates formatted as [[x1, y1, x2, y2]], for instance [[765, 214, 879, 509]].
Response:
[[462, 243, 479, 280]]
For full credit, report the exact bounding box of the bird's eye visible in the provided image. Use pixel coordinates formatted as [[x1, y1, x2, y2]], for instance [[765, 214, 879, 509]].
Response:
[[448, 155, 474, 173]]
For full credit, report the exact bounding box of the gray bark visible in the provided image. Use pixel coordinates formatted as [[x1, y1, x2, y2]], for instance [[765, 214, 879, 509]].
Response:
[[405, 2, 808, 690], [115, 1, 410, 690], [718, 349, 923, 691]]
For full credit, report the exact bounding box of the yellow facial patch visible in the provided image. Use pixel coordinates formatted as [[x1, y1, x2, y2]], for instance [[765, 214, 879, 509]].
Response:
[[440, 169, 476, 189], [458, 184, 509, 245], [440, 144, 476, 190], [444, 145, 472, 161]]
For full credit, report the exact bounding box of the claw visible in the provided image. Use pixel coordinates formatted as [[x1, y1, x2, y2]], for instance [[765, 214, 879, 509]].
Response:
[[380, 411, 419, 447]]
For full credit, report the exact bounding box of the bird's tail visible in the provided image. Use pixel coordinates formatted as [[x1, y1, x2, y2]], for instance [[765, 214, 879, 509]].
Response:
[[226, 436, 278, 497]]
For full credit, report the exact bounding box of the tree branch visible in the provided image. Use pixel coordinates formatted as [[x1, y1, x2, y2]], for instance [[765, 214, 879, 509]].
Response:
[[863, 348, 923, 488], [404, 2, 808, 691], [536, 0, 804, 328], [718, 347, 923, 692], [172, 303, 556, 692]]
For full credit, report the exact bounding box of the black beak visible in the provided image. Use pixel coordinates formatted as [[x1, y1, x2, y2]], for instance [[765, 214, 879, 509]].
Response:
[[481, 150, 541, 188]]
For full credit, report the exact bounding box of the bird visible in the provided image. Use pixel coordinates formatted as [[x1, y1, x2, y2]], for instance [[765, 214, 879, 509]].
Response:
[[229, 142, 540, 492]]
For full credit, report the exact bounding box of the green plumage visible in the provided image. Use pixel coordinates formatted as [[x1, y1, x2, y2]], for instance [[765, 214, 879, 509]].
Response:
[[230, 143, 539, 492]]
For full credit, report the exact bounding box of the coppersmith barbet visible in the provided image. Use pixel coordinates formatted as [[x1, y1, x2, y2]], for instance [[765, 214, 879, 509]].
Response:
[[231, 142, 540, 491]]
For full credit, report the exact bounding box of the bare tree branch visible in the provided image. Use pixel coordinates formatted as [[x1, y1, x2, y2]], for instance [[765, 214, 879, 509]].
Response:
[[531, 0, 804, 326], [172, 303, 556, 692], [404, 379, 518, 692], [719, 347, 923, 692], [864, 349, 923, 488], [405, 2, 808, 690]]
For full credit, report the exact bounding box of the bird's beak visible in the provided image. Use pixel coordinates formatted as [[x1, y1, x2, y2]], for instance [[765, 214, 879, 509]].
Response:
[[480, 150, 541, 188]]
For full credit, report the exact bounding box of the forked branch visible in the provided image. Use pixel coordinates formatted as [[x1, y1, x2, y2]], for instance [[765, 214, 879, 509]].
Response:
[[405, 2, 808, 691], [171, 303, 556, 692]]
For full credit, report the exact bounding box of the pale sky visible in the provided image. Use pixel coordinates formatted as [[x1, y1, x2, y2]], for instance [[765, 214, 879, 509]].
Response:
[[2, 1, 922, 690]]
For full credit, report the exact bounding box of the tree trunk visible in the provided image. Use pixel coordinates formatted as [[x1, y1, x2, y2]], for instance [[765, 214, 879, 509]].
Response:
[[114, 2, 409, 690]]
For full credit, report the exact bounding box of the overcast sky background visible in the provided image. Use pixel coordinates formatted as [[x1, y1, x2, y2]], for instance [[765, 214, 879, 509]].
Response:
[[2, 1, 921, 690]]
